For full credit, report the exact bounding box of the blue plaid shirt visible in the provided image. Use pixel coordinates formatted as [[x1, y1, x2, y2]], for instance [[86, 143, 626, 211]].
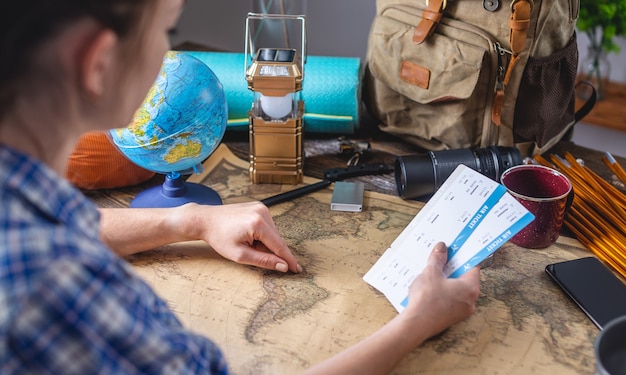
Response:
[[0, 144, 229, 374]]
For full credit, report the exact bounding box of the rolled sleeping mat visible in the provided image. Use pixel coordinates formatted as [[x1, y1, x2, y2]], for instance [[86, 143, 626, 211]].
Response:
[[184, 51, 361, 134]]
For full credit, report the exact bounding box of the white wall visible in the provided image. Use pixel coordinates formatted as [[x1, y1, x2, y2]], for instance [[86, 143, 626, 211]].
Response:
[[171, 1, 625, 82], [577, 33, 626, 84]]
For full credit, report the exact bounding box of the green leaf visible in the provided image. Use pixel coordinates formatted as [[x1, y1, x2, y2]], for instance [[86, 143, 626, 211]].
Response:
[[578, 0, 626, 54]]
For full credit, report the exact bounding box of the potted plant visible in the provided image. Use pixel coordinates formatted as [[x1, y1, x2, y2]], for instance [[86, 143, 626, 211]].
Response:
[[577, 0, 626, 99]]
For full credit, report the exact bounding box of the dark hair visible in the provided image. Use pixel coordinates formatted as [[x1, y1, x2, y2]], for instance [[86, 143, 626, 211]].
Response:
[[0, 0, 153, 120]]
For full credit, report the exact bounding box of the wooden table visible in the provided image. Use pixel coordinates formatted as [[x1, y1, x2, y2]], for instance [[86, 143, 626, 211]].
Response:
[[84, 125, 626, 374]]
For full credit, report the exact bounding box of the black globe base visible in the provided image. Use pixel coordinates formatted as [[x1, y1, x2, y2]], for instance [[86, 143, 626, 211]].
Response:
[[130, 174, 222, 208]]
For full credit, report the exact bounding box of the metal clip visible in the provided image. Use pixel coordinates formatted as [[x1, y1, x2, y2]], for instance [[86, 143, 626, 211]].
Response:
[[493, 43, 507, 92], [494, 42, 512, 56], [338, 137, 371, 166]]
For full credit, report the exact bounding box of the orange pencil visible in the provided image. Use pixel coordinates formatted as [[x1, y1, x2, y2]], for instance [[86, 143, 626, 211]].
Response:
[[603, 152, 626, 185]]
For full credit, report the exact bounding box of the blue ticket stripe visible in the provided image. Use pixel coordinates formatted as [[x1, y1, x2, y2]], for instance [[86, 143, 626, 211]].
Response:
[[447, 211, 535, 278], [448, 184, 507, 261], [401, 295, 409, 309], [400, 210, 533, 309]]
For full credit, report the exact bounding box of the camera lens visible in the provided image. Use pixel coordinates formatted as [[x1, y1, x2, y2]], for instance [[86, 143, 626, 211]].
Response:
[[395, 146, 522, 199]]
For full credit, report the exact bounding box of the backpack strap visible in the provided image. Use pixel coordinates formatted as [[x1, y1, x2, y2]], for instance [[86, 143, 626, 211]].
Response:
[[492, 0, 533, 125], [413, 0, 446, 44], [574, 80, 597, 123], [505, 0, 532, 83]]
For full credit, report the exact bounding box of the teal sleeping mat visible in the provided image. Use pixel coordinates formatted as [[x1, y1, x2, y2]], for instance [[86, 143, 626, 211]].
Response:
[[184, 51, 362, 134]]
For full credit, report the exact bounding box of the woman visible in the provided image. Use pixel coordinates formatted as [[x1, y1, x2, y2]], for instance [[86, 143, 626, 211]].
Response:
[[0, 1, 480, 374]]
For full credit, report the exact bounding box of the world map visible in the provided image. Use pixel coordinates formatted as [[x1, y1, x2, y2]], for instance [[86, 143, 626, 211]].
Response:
[[127, 145, 599, 375]]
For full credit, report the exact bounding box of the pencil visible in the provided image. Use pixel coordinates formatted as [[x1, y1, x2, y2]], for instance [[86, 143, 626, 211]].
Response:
[[602, 152, 626, 185], [535, 153, 626, 280]]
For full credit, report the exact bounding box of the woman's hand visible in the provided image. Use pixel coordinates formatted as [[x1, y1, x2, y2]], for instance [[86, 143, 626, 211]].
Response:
[[400, 242, 481, 340], [181, 201, 302, 273], [100, 202, 302, 273], [301, 242, 480, 375]]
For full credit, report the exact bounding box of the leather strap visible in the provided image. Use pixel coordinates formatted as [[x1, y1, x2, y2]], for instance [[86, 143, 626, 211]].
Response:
[[504, 0, 532, 84], [492, 89, 505, 125], [413, 0, 445, 44], [492, 0, 532, 125]]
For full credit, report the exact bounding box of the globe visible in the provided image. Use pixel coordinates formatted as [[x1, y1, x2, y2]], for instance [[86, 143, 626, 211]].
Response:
[[109, 51, 228, 208]]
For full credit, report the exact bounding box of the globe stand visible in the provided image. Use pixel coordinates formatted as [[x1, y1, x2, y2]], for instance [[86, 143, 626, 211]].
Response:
[[130, 172, 222, 208]]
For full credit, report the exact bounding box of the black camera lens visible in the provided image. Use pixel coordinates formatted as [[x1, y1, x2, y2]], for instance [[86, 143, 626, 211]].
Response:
[[395, 146, 523, 199]]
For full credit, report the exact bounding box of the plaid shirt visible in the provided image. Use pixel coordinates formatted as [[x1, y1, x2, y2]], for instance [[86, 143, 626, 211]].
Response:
[[0, 144, 229, 374]]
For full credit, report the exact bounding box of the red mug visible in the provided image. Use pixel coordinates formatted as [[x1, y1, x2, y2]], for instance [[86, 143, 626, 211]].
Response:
[[500, 164, 572, 249]]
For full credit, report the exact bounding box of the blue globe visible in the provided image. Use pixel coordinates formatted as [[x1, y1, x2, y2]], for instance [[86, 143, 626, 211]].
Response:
[[109, 51, 228, 207], [110, 51, 227, 175]]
